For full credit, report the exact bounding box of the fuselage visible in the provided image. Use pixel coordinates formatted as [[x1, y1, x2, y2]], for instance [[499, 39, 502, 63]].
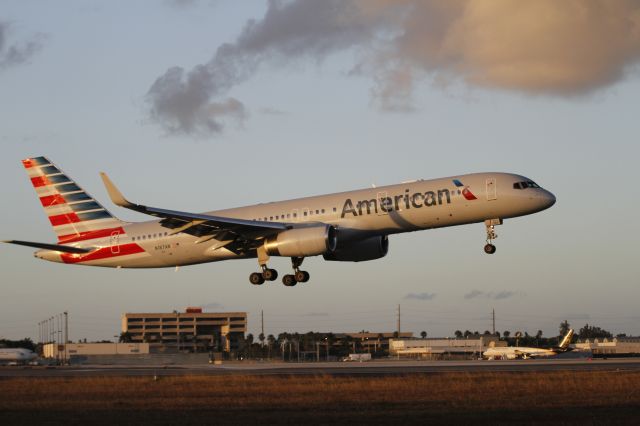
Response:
[[483, 346, 558, 360], [0, 348, 37, 363], [35, 172, 555, 268]]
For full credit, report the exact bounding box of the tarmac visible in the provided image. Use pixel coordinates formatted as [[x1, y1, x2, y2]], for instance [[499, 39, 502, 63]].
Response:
[[2, 357, 640, 377]]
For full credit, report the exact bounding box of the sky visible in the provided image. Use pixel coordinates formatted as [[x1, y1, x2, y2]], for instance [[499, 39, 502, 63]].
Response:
[[1, 0, 640, 342]]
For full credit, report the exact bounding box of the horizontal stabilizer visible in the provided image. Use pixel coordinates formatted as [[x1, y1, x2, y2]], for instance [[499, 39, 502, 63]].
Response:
[[2, 240, 92, 254]]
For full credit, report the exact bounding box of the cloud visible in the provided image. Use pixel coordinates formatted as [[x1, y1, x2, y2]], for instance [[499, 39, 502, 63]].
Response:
[[147, 0, 640, 136], [405, 292, 437, 301], [0, 22, 45, 71], [464, 290, 521, 300]]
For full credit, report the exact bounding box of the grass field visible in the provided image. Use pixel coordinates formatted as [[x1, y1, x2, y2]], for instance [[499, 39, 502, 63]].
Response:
[[1, 371, 639, 425]]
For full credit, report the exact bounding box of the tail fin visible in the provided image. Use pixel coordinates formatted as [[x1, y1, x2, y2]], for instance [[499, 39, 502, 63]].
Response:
[[22, 156, 125, 243], [558, 329, 574, 349]]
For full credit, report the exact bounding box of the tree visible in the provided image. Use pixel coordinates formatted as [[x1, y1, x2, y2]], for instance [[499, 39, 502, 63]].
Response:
[[578, 324, 613, 340], [258, 333, 265, 347], [454, 330, 463, 339], [245, 333, 254, 345], [118, 332, 133, 343], [420, 331, 427, 339], [559, 320, 571, 337], [503, 330, 510, 338]]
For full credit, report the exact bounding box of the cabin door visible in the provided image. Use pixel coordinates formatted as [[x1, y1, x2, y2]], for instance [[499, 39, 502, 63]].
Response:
[[486, 178, 497, 201]]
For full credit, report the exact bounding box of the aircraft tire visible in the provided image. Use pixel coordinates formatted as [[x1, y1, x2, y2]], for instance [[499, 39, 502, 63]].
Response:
[[282, 274, 297, 287], [250, 272, 265, 285], [263, 268, 278, 281], [484, 244, 496, 254], [295, 270, 310, 283]]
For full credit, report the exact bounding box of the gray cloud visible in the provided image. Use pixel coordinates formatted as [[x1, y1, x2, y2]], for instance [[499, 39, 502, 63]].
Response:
[[0, 22, 45, 71], [147, 0, 640, 136], [464, 290, 521, 300], [405, 292, 437, 301]]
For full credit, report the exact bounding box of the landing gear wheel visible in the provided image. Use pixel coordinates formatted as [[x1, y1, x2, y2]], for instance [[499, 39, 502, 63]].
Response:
[[484, 244, 496, 254], [249, 272, 265, 285], [262, 268, 278, 281], [282, 274, 297, 287], [294, 270, 310, 283]]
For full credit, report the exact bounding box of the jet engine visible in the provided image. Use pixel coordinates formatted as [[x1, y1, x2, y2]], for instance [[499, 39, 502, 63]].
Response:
[[323, 235, 388, 262], [264, 225, 337, 257]]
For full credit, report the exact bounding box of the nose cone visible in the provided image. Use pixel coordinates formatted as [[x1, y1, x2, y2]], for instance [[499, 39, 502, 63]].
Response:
[[542, 190, 556, 209]]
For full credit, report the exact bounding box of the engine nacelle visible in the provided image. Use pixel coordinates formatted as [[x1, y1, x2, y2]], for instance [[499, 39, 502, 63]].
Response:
[[323, 235, 388, 262], [264, 225, 337, 257]]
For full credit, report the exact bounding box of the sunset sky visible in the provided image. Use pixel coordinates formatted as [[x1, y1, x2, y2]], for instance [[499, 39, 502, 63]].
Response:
[[2, 1, 639, 341]]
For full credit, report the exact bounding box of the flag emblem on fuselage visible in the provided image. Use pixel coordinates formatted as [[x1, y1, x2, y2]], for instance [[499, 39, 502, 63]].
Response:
[[452, 179, 478, 201]]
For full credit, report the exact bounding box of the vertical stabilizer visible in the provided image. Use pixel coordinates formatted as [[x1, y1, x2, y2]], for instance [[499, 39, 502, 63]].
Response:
[[22, 156, 125, 243], [558, 329, 574, 349]]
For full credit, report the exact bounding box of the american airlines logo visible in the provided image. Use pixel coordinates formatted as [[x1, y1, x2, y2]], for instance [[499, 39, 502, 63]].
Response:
[[341, 180, 477, 218]]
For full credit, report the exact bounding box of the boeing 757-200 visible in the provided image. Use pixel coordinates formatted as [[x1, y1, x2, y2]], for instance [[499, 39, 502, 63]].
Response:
[[4, 157, 555, 286]]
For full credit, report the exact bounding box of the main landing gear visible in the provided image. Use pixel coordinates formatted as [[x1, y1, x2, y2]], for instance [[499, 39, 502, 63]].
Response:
[[249, 248, 310, 287], [249, 246, 279, 285], [484, 218, 502, 254], [282, 257, 310, 287], [249, 266, 278, 285]]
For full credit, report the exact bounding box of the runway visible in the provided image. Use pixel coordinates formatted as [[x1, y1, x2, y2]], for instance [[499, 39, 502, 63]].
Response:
[[2, 357, 640, 378]]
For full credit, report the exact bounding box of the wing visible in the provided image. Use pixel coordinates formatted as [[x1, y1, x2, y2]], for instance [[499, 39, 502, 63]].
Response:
[[100, 173, 289, 252]]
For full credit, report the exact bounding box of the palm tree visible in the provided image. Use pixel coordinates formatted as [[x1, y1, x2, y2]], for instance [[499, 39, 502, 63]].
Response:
[[118, 331, 133, 343], [420, 331, 427, 339]]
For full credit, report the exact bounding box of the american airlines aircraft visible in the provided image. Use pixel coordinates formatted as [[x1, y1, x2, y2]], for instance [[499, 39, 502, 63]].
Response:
[[4, 157, 555, 286], [483, 329, 574, 360]]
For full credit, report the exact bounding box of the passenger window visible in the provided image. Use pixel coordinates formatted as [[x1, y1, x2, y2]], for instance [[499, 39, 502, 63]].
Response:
[[332, 207, 336, 212], [304, 212, 307, 216], [270, 216, 273, 220], [321, 209, 325, 214], [293, 213, 297, 218], [315, 210, 319, 214]]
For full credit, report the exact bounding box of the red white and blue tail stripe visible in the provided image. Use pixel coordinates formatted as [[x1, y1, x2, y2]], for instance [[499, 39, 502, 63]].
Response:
[[22, 156, 126, 244]]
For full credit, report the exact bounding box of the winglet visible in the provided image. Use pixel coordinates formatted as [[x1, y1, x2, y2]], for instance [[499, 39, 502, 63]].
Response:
[[100, 172, 134, 208]]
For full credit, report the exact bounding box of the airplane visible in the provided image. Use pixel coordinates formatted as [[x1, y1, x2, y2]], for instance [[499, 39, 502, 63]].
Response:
[[3, 156, 556, 286], [482, 329, 574, 360], [0, 347, 37, 365]]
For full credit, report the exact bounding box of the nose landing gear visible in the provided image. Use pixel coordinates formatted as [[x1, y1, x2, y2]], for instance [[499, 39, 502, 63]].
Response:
[[484, 219, 502, 254]]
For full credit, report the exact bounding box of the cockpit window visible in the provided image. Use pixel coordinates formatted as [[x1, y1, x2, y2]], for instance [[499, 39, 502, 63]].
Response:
[[513, 181, 541, 189]]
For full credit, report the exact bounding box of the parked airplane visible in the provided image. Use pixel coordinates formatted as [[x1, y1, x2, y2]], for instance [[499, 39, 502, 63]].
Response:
[[4, 156, 555, 286], [483, 329, 574, 360], [0, 347, 37, 364]]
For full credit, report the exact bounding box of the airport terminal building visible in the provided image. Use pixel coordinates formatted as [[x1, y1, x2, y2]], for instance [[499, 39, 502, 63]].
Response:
[[121, 308, 247, 353]]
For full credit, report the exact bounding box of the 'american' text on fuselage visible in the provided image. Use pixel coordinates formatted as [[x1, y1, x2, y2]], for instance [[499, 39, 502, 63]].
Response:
[[341, 188, 452, 218]]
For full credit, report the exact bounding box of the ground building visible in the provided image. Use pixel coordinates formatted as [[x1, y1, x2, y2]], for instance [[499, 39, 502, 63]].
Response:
[[575, 337, 640, 356], [390, 337, 499, 359], [43, 342, 149, 359], [121, 308, 247, 353]]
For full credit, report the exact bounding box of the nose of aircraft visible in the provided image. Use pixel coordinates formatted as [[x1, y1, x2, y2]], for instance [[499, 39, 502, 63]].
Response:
[[540, 189, 556, 210]]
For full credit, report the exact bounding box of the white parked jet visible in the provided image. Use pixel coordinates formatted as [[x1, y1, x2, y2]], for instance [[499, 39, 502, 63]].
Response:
[[483, 329, 574, 360], [0, 347, 37, 364], [4, 157, 555, 286]]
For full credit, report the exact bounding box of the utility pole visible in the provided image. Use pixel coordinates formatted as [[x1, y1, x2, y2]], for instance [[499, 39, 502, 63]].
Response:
[[397, 304, 401, 336], [261, 310, 264, 345], [492, 308, 496, 335], [64, 311, 68, 365]]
